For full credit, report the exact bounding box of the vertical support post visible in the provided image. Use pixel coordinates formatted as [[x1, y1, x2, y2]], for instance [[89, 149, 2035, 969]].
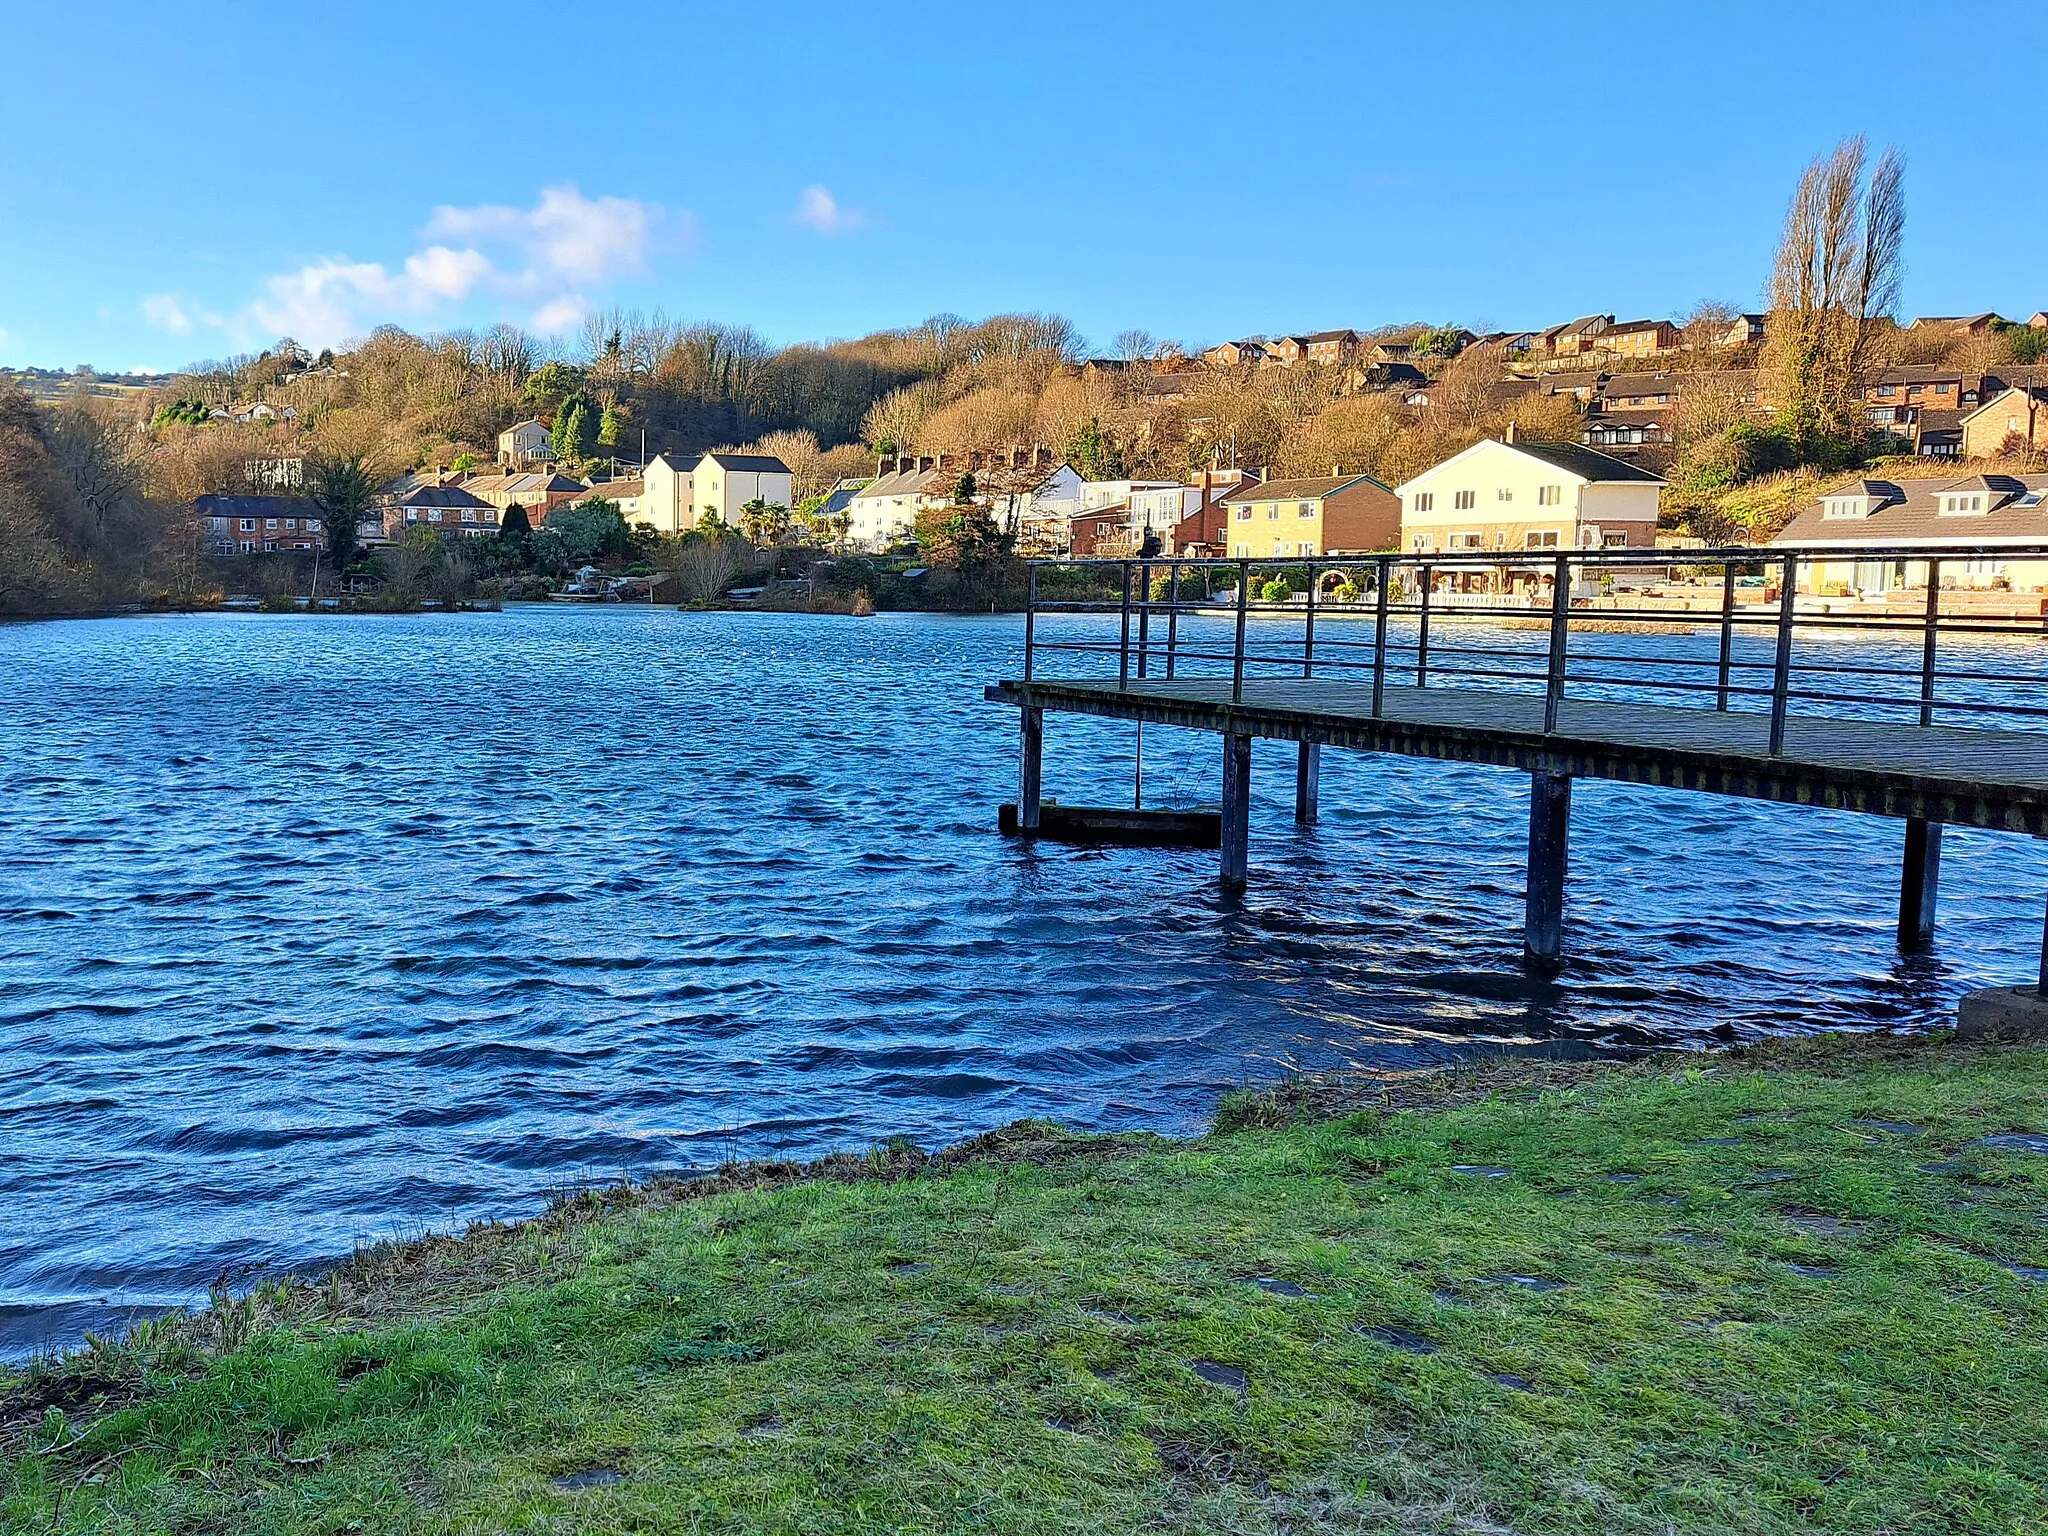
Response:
[[1220, 733, 1252, 888], [1543, 552, 1570, 733], [1232, 560, 1250, 704], [1714, 559, 1735, 710], [1118, 561, 1132, 690], [1017, 707, 1043, 832], [1919, 559, 1941, 727], [1136, 561, 1151, 680], [1371, 556, 1391, 718], [1899, 816, 1942, 951], [1165, 562, 1180, 680], [1524, 771, 1572, 969], [1023, 563, 1037, 682], [1302, 559, 1317, 679], [1294, 741, 1320, 824], [1133, 722, 1144, 810], [2038, 895, 2048, 996], [1768, 552, 1798, 756], [1416, 564, 1433, 686]]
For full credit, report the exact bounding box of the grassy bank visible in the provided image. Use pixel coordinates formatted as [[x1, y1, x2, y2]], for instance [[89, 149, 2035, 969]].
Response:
[[5, 1036, 2047, 1534]]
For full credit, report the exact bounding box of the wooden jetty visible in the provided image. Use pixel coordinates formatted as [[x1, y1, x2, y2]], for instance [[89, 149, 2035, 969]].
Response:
[[987, 546, 2048, 1018]]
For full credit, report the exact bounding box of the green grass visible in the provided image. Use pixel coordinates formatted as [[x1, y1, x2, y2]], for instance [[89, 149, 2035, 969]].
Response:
[[6, 1037, 2048, 1534]]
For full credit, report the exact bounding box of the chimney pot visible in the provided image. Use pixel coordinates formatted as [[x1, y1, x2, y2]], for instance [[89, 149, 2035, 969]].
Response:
[[1505, 420, 1518, 444]]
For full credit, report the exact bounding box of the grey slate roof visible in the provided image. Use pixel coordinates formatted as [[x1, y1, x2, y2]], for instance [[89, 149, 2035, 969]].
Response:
[[1775, 473, 2048, 545], [1501, 439, 1666, 484], [701, 452, 793, 473], [1223, 473, 1390, 504]]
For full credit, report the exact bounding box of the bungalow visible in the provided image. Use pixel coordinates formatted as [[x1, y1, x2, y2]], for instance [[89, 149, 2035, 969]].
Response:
[[1394, 431, 1663, 588], [194, 493, 324, 555], [1909, 313, 2007, 336], [1773, 473, 2048, 597], [1220, 474, 1401, 559], [385, 484, 501, 540]]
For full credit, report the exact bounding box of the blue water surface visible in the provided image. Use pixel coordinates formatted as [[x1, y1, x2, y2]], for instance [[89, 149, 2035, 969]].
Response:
[[2, 605, 2043, 1354]]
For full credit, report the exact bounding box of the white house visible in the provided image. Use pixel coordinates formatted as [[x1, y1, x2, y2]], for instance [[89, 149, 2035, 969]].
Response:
[[1395, 434, 1663, 558], [497, 419, 553, 465], [691, 452, 794, 523], [846, 467, 951, 550], [640, 452, 696, 533]]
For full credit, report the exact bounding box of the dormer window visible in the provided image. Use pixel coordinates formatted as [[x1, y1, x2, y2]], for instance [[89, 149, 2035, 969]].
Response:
[[1939, 493, 1988, 516], [1821, 497, 1870, 520]]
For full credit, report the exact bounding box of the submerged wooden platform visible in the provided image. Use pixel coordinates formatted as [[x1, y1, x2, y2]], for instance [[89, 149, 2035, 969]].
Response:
[[987, 677, 2048, 834]]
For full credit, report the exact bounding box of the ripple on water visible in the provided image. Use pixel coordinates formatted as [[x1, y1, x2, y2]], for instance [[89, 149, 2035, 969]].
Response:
[[2, 607, 2045, 1356]]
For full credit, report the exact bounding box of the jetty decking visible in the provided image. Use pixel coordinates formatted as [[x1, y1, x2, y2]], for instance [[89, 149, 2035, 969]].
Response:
[[988, 546, 2048, 982]]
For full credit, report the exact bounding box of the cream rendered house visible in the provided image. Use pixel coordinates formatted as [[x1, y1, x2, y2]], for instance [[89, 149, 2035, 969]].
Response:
[[691, 453, 793, 522], [639, 453, 696, 533], [1395, 433, 1664, 591], [497, 419, 552, 464]]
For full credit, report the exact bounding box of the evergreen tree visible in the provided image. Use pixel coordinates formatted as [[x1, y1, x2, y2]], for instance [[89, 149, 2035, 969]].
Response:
[[1065, 417, 1125, 481], [307, 454, 376, 567], [597, 402, 621, 451]]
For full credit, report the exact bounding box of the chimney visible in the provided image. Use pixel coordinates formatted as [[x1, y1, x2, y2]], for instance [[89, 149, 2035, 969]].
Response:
[[1504, 420, 1518, 444], [1331, 463, 1341, 477], [878, 453, 896, 475]]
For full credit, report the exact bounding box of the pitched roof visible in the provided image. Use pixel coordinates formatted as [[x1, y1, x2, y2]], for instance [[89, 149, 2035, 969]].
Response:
[[1775, 473, 2048, 544], [851, 468, 948, 499], [1304, 328, 1361, 344], [700, 452, 792, 473], [398, 485, 495, 509], [1961, 383, 2048, 424], [1222, 473, 1389, 504], [193, 493, 321, 518], [1497, 438, 1666, 483], [1602, 318, 1673, 334]]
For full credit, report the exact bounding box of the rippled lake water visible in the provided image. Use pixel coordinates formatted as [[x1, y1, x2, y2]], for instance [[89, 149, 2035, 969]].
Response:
[[3, 606, 2045, 1354]]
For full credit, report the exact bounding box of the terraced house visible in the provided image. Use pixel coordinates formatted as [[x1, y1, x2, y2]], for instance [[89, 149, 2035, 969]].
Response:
[[1220, 474, 1400, 558]]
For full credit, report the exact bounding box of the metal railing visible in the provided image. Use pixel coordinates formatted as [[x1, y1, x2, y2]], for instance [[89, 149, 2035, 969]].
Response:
[[1020, 545, 2048, 751]]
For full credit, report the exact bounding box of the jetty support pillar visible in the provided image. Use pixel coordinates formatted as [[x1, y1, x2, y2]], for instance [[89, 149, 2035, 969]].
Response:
[[1524, 771, 1572, 969], [1898, 817, 1941, 951], [1221, 733, 1253, 888], [1018, 707, 1043, 832], [1294, 742, 1321, 825]]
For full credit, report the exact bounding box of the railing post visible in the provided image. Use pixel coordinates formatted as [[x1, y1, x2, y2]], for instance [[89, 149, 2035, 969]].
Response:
[[1017, 706, 1043, 832], [1768, 552, 1797, 756], [1023, 563, 1037, 683], [1118, 561, 1132, 690], [1136, 560, 1151, 681], [1714, 558, 1735, 711], [1165, 561, 1180, 680], [1919, 558, 1941, 727], [1416, 563, 1433, 687], [1371, 555, 1391, 718], [1232, 560, 1250, 704], [1302, 558, 1317, 679], [1543, 552, 1570, 734]]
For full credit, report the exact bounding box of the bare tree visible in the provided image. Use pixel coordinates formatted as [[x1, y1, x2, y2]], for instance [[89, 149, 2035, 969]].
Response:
[[676, 536, 746, 603], [1762, 137, 1905, 460]]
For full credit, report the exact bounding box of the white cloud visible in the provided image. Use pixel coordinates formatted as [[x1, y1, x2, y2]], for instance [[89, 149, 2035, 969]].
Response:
[[143, 294, 197, 335], [793, 184, 867, 236], [143, 186, 669, 349], [530, 294, 591, 334]]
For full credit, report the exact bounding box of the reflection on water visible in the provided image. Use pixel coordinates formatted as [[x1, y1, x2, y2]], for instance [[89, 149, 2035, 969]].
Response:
[[2, 607, 2043, 1353]]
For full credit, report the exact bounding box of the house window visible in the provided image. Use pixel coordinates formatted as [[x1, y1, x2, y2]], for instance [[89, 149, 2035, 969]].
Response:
[[264, 519, 278, 529], [1603, 531, 1628, 547], [1413, 492, 1434, 512], [1453, 490, 1476, 510], [1266, 504, 1280, 519], [1297, 541, 1315, 555], [1234, 507, 1251, 521], [1297, 502, 1314, 517], [1537, 485, 1562, 505], [1525, 530, 1561, 549], [1271, 540, 1286, 555], [428, 509, 443, 522], [1448, 532, 1482, 550], [1939, 494, 1986, 515], [1878, 384, 1897, 398], [1412, 535, 1431, 550], [239, 518, 255, 531], [1233, 543, 1250, 557], [284, 518, 297, 529], [1496, 487, 1513, 502]]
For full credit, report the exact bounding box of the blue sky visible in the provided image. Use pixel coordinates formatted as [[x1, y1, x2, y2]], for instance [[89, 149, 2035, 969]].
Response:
[[4, 0, 2043, 372]]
